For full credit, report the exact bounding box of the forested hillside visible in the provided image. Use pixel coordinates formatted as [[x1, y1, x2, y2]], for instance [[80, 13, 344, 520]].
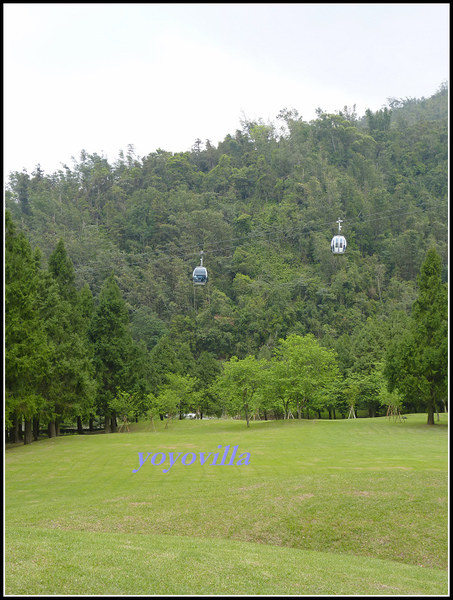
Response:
[[5, 84, 448, 440]]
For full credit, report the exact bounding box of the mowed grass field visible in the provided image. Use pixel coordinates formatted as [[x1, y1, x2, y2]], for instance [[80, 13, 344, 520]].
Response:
[[5, 413, 448, 595]]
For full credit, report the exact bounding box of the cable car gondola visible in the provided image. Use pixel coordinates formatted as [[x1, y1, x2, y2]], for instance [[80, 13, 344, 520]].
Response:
[[331, 218, 347, 254], [192, 251, 208, 285]]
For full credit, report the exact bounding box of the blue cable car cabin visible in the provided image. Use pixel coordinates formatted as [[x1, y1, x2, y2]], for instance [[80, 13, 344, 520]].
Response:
[[331, 234, 347, 254], [193, 265, 208, 285]]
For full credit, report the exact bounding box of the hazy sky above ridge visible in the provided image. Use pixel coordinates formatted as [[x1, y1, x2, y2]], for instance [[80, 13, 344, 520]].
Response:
[[4, 3, 449, 179]]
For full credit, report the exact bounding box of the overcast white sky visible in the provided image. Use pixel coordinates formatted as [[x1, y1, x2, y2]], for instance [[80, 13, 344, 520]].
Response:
[[4, 3, 449, 179]]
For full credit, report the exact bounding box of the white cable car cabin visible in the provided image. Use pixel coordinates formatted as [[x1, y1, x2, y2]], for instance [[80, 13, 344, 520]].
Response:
[[331, 234, 347, 254], [331, 218, 347, 254], [193, 252, 208, 285]]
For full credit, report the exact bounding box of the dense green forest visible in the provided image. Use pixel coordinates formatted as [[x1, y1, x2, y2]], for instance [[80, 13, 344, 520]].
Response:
[[5, 84, 448, 442]]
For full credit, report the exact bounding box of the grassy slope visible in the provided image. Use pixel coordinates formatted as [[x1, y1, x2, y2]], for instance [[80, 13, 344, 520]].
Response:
[[5, 414, 448, 595]]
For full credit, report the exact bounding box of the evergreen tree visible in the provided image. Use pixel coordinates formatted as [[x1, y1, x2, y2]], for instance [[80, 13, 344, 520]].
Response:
[[37, 241, 96, 436], [48, 239, 77, 303], [384, 248, 447, 424], [5, 211, 49, 443], [88, 271, 136, 432]]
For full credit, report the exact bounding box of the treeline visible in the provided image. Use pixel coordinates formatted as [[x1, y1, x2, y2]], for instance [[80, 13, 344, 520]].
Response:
[[5, 84, 448, 440]]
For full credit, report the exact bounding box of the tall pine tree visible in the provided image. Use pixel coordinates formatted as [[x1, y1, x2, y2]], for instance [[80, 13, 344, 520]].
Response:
[[38, 240, 96, 436], [385, 248, 447, 424], [5, 211, 49, 443], [88, 271, 137, 432]]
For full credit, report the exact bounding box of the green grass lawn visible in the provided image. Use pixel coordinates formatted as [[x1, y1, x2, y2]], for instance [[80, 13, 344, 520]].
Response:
[[5, 413, 448, 595]]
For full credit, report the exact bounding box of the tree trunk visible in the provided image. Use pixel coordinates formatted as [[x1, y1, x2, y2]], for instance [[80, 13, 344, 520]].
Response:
[[55, 419, 60, 436], [284, 401, 290, 419], [24, 418, 33, 445], [427, 390, 435, 425], [89, 418, 94, 431], [48, 420, 56, 438], [77, 416, 84, 435], [10, 414, 20, 443], [110, 416, 117, 432], [244, 403, 250, 428], [33, 418, 40, 441], [104, 413, 112, 433]]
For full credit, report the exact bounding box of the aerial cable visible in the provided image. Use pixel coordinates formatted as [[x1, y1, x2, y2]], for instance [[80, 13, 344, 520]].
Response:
[[73, 200, 446, 272]]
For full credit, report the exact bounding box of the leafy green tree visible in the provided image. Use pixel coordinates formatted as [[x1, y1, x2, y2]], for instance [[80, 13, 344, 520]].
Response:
[[150, 373, 195, 428], [108, 389, 136, 432], [215, 355, 265, 427], [165, 372, 196, 421], [271, 334, 342, 419], [262, 359, 292, 418], [379, 385, 403, 419], [343, 380, 360, 418], [384, 248, 447, 424], [345, 371, 382, 418]]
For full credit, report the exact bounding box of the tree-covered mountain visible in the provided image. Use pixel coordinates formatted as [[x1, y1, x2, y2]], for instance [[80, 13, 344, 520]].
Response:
[[5, 84, 448, 438]]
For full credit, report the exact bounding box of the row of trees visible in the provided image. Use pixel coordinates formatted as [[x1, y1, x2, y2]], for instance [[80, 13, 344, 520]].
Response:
[[6, 209, 447, 441], [5, 86, 448, 440]]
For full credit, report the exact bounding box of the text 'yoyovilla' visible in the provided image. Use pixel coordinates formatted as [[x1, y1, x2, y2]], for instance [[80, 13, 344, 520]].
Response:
[[132, 445, 250, 474]]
